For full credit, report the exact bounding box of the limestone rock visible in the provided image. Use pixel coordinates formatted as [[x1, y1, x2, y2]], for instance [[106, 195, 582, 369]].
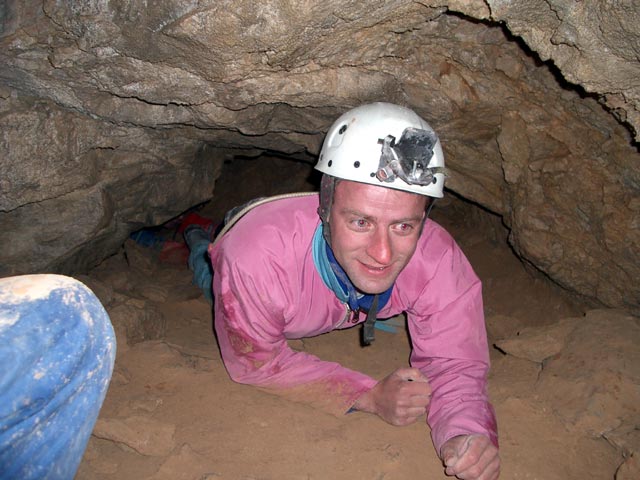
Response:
[[1, 1, 638, 312], [498, 310, 640, 439], [486, 0, 640, 142], [496, 396, 620, 479], [485, 313, 529, 342], [108, 298, 167, 348], [535, 310, 640, 437], [494, 316, 582, 363], [605, 424, 640, 458], [616, 453, 640, 480]]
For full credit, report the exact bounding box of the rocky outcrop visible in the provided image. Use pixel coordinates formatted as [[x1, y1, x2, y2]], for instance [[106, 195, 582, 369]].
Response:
[[485, 0, 640, 142], [1, 1, 638, 310], [493, 309, 640, 468]]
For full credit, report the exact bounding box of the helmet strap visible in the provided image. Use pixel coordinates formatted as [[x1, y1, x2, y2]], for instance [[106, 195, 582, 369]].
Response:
[[318, 174, 338, 245]]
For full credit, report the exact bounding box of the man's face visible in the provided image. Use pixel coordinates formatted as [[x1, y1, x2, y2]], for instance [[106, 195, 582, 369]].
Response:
[[328, 180, 428, 295]]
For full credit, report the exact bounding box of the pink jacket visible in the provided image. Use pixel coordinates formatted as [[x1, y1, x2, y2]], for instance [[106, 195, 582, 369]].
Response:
[[209, 194, 497, 452]]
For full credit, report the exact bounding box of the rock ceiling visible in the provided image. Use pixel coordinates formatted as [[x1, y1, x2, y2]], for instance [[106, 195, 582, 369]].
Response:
[[1, 0, 639, 311]]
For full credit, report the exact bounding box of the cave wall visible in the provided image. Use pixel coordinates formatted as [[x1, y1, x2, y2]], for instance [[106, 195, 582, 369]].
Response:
[[1, 0, 638, 311]]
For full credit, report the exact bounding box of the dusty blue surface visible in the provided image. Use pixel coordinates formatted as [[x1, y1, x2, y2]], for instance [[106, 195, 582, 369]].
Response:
[[0, 275, 116, 480]]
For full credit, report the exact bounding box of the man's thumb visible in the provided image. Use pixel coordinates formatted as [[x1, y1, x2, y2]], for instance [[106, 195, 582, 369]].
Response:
[[441, 435, 473, 467]]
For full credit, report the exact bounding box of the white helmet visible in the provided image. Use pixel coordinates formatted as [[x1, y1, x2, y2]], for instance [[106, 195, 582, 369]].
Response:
[[315, 102, 445, 198]]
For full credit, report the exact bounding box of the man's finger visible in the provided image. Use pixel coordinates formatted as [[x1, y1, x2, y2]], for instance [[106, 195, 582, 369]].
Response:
[[403, 405, 427, 417], [406, 388, 431, 407]]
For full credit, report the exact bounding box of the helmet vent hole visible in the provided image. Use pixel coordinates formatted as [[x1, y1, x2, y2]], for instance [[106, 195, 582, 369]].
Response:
[[339, 124, 347, 134], [354, 161, 360, 168], [328, 160, 333, 167], [370, 172, 375, 177]]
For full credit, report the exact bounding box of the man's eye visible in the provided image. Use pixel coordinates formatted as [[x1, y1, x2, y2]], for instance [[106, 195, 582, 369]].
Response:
[[397, 223, 413, 232], [352, 219, 369, 228]]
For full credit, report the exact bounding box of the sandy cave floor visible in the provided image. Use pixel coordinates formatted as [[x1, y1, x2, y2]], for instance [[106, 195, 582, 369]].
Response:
[[74, 157, 628, 480]]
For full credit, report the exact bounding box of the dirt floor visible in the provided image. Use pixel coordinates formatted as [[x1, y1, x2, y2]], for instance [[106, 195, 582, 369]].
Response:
[[75, 157, 632, 479]]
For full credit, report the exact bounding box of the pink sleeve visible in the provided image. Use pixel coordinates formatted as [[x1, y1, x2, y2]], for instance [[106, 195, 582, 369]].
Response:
[[406, 237, 498, 454], [211, 244, 377, 416]]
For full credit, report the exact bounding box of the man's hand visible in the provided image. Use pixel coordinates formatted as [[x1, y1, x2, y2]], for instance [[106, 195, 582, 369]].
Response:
[[440, 434, 500, 480], [353, 368, 431, 426]]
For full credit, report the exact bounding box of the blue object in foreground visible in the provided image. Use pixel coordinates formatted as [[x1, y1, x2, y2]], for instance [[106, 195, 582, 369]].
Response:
[[0, 274, 116, 480]]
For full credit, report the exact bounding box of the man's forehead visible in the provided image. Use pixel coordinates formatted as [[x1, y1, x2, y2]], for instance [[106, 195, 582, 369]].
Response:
[[334, 179, 424, 200], [332, 180, 428, 214], [334, 179, 383, 195]]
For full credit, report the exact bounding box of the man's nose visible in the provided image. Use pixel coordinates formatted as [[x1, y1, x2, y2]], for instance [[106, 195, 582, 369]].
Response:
[[367, 228, 392, 265]]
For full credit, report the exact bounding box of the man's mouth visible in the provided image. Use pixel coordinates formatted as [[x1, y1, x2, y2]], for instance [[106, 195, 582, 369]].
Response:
[[361, 262, 390, 273]]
